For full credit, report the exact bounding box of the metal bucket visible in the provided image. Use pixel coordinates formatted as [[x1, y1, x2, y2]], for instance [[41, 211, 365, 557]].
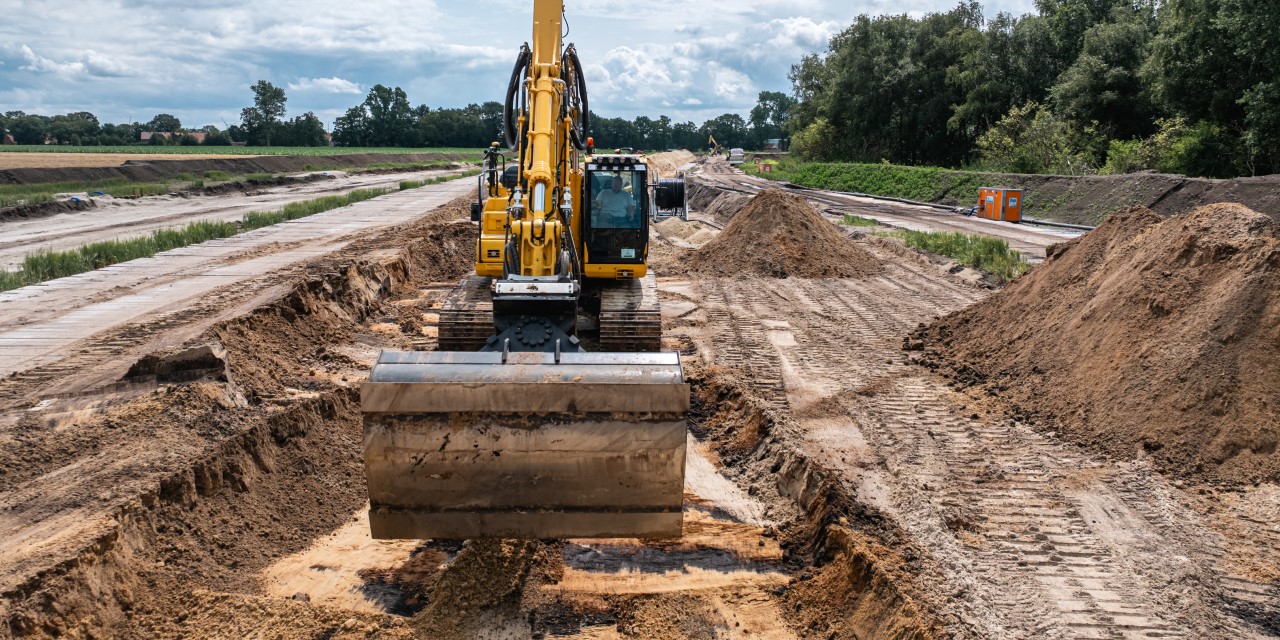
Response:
[[361, 350, 688, 539]]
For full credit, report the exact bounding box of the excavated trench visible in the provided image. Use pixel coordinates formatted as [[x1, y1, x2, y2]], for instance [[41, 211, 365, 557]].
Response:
[[2, 192, 938, 639]]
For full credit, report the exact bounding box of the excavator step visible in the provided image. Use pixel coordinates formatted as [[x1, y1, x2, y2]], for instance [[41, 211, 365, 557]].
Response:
[[361, 350, 689, 539], [599, 273, 662, 352], [438, 275, 494, 351]]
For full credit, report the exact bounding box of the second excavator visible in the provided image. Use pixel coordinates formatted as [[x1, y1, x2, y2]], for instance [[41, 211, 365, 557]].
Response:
[[360, 0, 690, 540]]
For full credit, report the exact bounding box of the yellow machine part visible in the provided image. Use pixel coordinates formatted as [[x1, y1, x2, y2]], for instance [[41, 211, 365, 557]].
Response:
[[361, 0, 686, 541], [583, 263, 648, 279]]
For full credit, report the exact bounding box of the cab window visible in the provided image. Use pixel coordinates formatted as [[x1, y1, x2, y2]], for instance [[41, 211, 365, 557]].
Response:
[[590, 170, 643, 229]]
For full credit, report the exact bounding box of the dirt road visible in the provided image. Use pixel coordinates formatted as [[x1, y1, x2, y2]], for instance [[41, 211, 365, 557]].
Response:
[[0, 168, 468, 270], [0, 154, 1274, 639], [0, 176, 473, 383]]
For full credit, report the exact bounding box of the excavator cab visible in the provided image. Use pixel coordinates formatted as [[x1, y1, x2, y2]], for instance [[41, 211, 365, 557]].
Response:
[[584, 159, 649, 270]]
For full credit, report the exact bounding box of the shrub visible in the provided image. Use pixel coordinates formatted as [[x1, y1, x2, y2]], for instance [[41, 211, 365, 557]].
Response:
[[975, 102, 1100, 175], [893, 230, 1030, 283], [1101, 139, 1146, 175], [789, 118, 840, 161]]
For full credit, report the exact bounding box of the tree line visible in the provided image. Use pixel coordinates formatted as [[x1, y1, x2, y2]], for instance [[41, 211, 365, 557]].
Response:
[[786, 0, 1279, 178], [0, 81, 793, 154], [328, 84, 793, 151]]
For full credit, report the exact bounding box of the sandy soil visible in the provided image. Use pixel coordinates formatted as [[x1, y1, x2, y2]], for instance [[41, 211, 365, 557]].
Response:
[[680, 188, 882, 278], [0, 153, 1275, 639], [657, 214, 1278, 637], [914, 203, 1280, 485], [0, 153, 263, 169]]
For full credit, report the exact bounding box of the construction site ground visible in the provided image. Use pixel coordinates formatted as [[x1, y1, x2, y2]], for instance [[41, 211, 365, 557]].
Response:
[[0, 154, 1276, 639]]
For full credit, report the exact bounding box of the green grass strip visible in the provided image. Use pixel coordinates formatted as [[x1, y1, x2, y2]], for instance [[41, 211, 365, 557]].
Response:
[[890, 229, 1031, 283], [4, 219, 238, 289], [399, 169, 481, 191], [0, 145, 480, 156], [240, 187, 391, 230], [1, 171, 475, 292], [841, 214, 879, 227]]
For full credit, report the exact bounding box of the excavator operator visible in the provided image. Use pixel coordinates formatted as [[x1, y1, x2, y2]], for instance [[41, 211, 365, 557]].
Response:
[[593, 174, 638, 228]]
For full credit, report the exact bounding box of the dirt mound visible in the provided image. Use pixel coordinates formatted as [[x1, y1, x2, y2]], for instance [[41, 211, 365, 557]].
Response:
[[983, 170, 1280, 226], [915, 203, 1280, 484], [412, 539, 562, 639], [686, 181, 751, 226], [683, 189, 881, 278], [0, 196, 96, 222], [645, 150, 696, 178]]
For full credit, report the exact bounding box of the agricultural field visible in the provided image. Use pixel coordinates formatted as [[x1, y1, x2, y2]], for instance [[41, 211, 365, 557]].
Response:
[[0, 147, 480, 169], [0, 145, 476, 156]]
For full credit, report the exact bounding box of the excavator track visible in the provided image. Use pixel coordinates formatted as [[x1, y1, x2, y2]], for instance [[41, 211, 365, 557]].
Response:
[[438, 274, 494, 351], [599, 273, 662, 352]]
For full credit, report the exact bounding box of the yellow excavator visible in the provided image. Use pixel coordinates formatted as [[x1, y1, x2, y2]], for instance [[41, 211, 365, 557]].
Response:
[[360, 0, 690, 540]]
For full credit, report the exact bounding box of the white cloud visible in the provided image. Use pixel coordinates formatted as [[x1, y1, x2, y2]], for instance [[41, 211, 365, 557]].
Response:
[[712, 67, 753, 99], [19, 45, 132, 79], [19, 45, 85, 78], [766, 17, 842, 51], [0, 0, 1042, 126], [288, 77, 363, 94]]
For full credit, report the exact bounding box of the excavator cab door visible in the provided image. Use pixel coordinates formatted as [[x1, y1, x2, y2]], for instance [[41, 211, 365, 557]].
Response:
[[583, 160, 649, 268]]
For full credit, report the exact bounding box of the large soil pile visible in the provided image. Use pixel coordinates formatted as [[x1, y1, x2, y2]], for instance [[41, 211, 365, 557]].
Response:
[[915, 203, 1280, 484], [683, 189, 881, 278], [645, 150, 696, 178]]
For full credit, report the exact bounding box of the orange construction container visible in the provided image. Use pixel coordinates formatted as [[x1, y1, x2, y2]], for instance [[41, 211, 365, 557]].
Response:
[[977, 187, 1022, 222]]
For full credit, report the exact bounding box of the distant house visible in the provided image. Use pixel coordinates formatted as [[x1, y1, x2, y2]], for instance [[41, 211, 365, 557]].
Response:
[[763, 138, 783, 151], [140, 131, 207, 144], [2, 134, 13, 145]]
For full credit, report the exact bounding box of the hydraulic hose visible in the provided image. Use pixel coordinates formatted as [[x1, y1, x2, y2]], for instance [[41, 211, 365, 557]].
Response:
[[563, 45, 589, 151], [503, 45, 531, 150]]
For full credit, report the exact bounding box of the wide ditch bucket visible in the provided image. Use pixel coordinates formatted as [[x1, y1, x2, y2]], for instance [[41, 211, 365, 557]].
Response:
[[361, 350, 689, 539]]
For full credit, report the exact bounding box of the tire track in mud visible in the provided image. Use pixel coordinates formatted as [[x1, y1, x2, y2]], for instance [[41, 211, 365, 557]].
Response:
[[678, 248, 1272, 637], [857, 380, 1209, 639], [698, 279, 789, 412]]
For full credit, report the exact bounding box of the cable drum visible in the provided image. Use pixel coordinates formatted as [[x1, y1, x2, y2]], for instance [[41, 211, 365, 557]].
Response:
[[654, 178, 685, 211]]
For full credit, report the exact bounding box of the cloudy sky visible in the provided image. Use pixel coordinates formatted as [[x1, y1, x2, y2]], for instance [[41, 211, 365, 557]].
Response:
[[0, 0, 1036, 130]]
